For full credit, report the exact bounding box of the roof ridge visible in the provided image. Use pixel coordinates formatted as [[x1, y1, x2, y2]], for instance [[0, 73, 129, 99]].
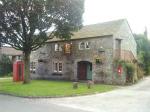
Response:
[[84, 18, 126, 27], [47, 18, 129, 42]]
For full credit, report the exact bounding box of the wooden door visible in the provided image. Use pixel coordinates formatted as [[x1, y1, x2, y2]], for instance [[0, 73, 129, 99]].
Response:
[[78, 62, 87, 80], [87, 64, 92, 80]]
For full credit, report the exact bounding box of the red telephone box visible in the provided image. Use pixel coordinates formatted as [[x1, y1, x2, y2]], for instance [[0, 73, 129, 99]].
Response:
[[13, 61, 24, 81], [117, 65, 122, 76]]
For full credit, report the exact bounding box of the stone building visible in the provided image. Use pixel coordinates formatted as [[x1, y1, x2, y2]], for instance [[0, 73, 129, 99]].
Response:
[[31, 19, 137, 84]]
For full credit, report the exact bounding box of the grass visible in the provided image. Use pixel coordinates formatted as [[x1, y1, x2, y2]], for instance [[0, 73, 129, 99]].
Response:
[[0, 78, 117, 97]]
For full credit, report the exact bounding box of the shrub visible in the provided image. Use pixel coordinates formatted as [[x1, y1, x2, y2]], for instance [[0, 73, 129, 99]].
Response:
[[137, 66, 144, 79], [113, 59, 126, 68], [125, 63, 135, 83], [0, 55, 12, 77]]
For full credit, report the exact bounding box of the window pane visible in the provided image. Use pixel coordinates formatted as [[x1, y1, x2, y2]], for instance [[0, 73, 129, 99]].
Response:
[[59, 63, 62, 72], [55, 44, 59, 51], [59, 46, 62, 51], [54, 63, 58, 72], [55, 44, 62, 51], [85, 42, 90, 49], [79, 42, 85, 50]]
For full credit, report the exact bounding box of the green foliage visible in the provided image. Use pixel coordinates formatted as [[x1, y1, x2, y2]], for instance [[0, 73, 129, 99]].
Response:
[[134, 34, 150, 75], [0, 0, 84, 51], [0, 55, 12, 77], [0, 0, 84, 83], [137, 66, 144, 79], [126, 63, 135, 75], [113, 59, 126, 68], [125, 63, 135, 83], [113, 59, 136, 83]]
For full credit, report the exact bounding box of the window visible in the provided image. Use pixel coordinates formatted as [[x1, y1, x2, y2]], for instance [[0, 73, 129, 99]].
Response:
[[30, 62, 37, 73], [53, 62, 63, 72], [58, 63, 62, 72], [85, 42, 90, 49], [79, 42, 85, 50], [79, 41, 90, 50], [54, 63, 58, 72], [55, 43, 62, 51], [55, 44, 59, 51]]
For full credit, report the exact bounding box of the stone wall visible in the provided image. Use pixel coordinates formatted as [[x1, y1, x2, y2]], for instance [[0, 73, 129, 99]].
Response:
[[31, 24, 137, 85], [114, 20, 137, 60], [31, 35, 119, 84]]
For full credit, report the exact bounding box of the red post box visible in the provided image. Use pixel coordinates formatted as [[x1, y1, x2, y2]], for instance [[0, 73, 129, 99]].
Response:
[[13, 61, 24, 81], [117, 65, 122, 76]]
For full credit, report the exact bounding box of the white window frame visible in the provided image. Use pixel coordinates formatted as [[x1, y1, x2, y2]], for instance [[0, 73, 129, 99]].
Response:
[[55, 43, 59, 51], [30, 61, 37, 72], [79, 42, 85, 50], [53, 61, 63, 72], [58, 63, 63, 72], [79, 41, 90, 50], [54, 43, 62, 52], [54, 62, 58, 72], [85, 41, 90, 49]]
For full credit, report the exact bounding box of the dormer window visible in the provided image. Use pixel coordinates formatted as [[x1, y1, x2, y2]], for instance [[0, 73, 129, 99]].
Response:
[[55, 43, 62, 51]]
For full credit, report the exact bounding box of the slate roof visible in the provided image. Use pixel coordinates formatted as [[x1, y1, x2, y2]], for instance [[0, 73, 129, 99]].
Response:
[[0, 47, 22, 56], [47, 19, 126, 42]]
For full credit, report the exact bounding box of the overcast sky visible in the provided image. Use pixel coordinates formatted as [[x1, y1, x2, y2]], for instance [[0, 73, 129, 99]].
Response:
[[83, 0, 150, 38]]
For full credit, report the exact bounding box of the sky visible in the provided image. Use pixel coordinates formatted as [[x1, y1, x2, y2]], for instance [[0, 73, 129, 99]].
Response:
[[83, 0, 150, 38]]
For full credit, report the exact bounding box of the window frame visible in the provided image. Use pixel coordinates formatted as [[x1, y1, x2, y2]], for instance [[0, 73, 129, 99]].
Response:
[[54, 62, 58, 72], [53, 61, 63, 73], [85, 41, 90, 49], [58, 62, 63, 72], [79, 42, 85, 50], [54, 43, 62, 52], [30, 61, 37, 73], [54, 43, 59, 51], [79, 41, 91, 50]]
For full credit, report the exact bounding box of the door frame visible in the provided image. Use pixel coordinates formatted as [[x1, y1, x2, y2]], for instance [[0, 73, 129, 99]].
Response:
[[77, 61, 92, 80]]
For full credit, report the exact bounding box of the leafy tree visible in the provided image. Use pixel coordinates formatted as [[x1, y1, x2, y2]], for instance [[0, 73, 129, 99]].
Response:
[[0, 0, 84, 83], [134, 34, 150, 75]]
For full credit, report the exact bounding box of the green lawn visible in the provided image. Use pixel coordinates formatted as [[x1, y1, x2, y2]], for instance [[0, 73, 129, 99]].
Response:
[[0, 78, 117, 97]]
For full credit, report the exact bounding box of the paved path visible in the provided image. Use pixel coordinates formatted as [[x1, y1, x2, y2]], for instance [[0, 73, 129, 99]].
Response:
[[1, 77, 150, 112]]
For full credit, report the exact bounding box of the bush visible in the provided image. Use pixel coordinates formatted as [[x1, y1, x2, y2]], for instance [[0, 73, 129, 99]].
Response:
[[113, 59, 126, 68], [0, 55, 13, 77], [125, 63, 135, 83], [137, 66, 144, 79]]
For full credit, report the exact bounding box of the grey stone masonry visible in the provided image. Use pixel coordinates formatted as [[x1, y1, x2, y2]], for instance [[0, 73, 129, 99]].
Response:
[[30, 19, 137, 85]]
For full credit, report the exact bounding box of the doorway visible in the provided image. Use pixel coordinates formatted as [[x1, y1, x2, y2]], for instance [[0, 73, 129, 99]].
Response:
[[77, 61, 92, 80]]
